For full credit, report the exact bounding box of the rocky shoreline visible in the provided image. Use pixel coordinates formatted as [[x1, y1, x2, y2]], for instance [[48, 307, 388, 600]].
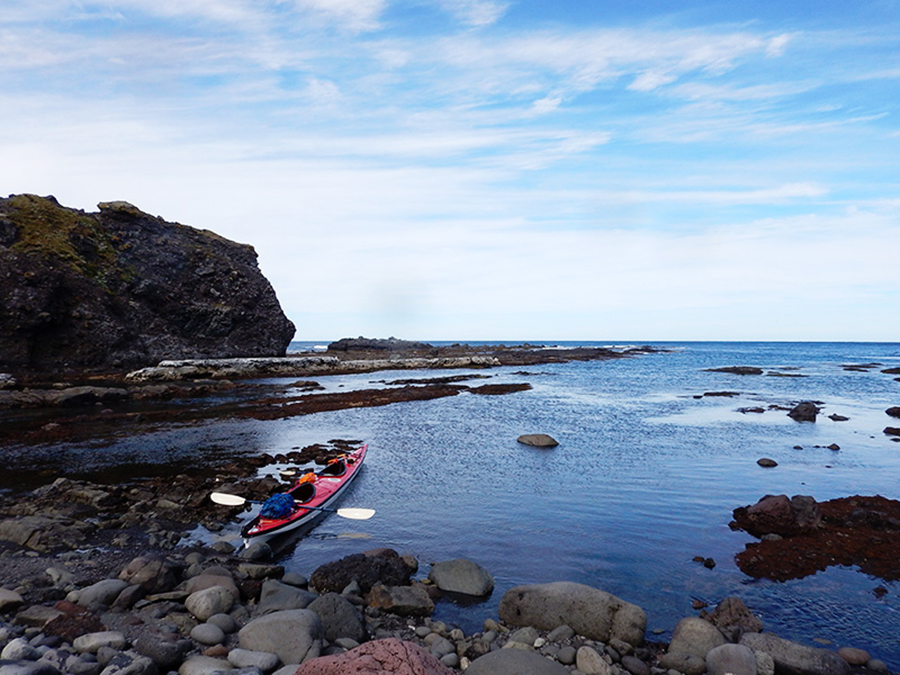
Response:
[[0, 341, 660, 449], [0, 445, 896, 675]]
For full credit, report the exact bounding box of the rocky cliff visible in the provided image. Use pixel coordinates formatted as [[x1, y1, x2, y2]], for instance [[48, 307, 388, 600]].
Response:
[[0, 194, 295, 373]]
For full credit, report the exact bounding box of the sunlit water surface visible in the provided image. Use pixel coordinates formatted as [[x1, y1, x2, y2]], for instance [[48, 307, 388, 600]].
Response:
[[5, 342, 900, 666]]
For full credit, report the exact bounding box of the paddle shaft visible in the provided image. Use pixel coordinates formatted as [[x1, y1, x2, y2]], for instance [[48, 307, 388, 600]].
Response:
[[209, 492, 374, 520]]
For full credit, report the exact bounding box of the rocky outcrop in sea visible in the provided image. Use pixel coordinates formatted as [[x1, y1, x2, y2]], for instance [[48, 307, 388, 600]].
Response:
[[0, 194, 295, 373]]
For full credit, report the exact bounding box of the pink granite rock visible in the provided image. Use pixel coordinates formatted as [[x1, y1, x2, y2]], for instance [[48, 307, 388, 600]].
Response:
[[294, 638, 454, 675]]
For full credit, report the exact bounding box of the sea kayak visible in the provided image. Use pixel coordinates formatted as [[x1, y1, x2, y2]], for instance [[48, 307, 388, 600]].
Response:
[[241, 443, 368, 546]]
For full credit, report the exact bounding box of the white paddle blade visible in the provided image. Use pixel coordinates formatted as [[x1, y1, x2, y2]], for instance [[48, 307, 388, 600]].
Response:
[[210, 492, 248, 506], [336, 508, 375, 520]]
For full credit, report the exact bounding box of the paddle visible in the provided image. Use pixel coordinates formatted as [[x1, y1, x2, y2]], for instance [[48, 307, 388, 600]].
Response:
[[209, 492, 375, 520]]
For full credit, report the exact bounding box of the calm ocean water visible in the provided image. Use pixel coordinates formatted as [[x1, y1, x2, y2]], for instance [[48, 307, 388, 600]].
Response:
[[272, 341, 900, 666], [6, 342, 900, 664]]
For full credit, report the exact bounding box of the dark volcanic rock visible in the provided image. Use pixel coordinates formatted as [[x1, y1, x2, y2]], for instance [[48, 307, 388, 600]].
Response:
[[328, 337, 435, 353], [731, 494, 822, 538], [788, 401, 819, 422], [0, 194, 294, 372], [886, 407, 900, 419], [734, 495, 900, 582], [704, 366, 764, 375], [309, 549, 414, 594]]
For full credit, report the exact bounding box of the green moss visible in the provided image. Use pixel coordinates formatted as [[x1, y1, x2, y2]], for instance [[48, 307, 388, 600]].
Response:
[[8, 194, 132, 288]]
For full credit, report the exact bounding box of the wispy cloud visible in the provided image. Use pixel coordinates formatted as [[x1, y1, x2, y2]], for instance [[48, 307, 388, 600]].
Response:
[[1, 1, 898, 339], [437, 0, 509, 27]]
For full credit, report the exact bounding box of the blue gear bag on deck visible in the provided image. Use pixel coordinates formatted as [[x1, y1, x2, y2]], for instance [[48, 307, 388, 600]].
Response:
[[260, 493, 295, 519]]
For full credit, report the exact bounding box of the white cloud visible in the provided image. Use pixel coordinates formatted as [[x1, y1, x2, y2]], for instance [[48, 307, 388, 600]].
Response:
[[290, 0, 387, 32], [436, 0, 510, 27], [628, 70, 677, 92], [766, 33, 793, 57]]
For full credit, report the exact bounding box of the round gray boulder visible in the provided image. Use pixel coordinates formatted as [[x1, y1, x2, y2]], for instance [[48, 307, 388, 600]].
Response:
[[185, 585, 234, 621], [307, 592, 367, 643], [238, 609, 324, 665], [668, 617, 726, 658], [258, 579, 317, 614], [498, 581, 646, 646], [428, 558, 494, 596], [78, 579, 130, 610], [467, 648, 570, 675], [740, 632, 850, 675], [706, 643, 758, 675]]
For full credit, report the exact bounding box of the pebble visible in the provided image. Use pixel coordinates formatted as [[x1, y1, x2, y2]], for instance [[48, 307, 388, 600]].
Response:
[[206, 613, 237, 633], [227, 648, 280, 672], [190, 623, 225, 646], [577, 645, 612, 675]]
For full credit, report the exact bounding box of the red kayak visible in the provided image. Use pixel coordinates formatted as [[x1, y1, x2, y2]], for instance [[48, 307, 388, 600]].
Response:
[[241, 443, 368, 546]]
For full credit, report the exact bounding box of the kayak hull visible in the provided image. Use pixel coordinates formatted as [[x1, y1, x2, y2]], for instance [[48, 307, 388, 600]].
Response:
[[240, 443, 367, 547]]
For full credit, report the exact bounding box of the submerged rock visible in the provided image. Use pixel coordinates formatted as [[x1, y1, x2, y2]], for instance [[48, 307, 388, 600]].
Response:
[[732, 495, 822, 538], [498, 581, 646, 646], [428, 558, 495, 596], [788, 401, 819, 422], [705, 366, 764, 375], [516, 434, 559, 448]]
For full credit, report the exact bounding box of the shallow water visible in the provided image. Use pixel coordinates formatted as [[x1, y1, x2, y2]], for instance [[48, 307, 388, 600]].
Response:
[[5, 342, 900, 665]]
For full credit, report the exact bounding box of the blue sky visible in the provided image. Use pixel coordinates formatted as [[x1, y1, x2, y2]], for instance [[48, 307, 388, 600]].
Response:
[[2, 1, 899, 341]]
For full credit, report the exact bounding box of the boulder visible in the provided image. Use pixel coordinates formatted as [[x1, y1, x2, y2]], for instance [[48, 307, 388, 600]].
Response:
[[0, 194, 295, 372], [227, 648, 281, 673], [498, 581, 645, 646], [706, 643, 758, 675], [238, 609, 323, 664], [178, 655, 232, 675], [732, 495, 822, 538], [836, 647, 870, 666], [517, 434, 559, 448], [0, 515, 94, 552], [118, 555, 179, 594], [183, 572, 239, 600], [1, 637, 41, 661], [885, 407, 900, 419], [576, 645, 611, 675], [365, 584, 434, 617], [307, 592, 367, 643], [703, 597, 763, 638], [72, 631, 127, 654], [740, 632, 850, 675], [184, 585, 234, 621], [295, 638, 455, 675], [310, 549, 414, 594], [133, 632, 192, 670], [0, 588, 24, 611], [78, 579, 131, 611], [43, 602, 106, 643], [189, 623, 225, 645], [466, 648, 570, 675], [788, 402, 818, 422], [657, 652, 706, 675], [427, 558, 494, 596], [257, 579, 317, 614], [668, 617, 726, 658], [14, 605, 65, 628]]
